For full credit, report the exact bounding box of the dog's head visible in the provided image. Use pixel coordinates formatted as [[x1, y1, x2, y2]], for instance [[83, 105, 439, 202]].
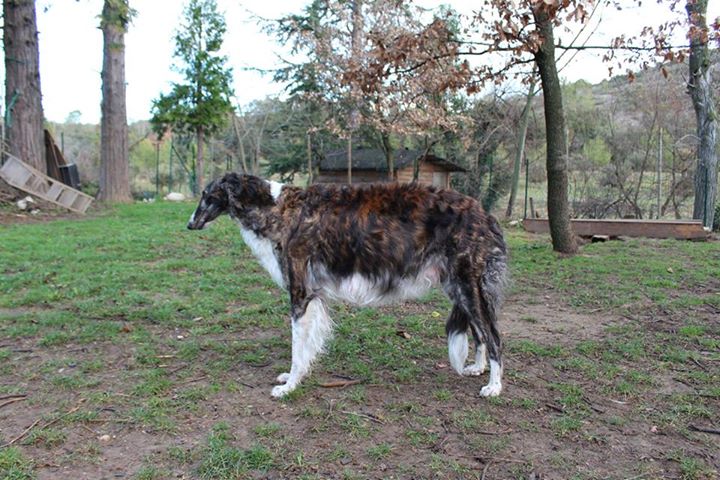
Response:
[[187, 178, 229, 230], [187, 174, 277, 230]]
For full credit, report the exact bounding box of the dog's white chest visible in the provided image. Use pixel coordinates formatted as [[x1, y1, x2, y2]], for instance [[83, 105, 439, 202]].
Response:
[[238, 226, 285, 289]]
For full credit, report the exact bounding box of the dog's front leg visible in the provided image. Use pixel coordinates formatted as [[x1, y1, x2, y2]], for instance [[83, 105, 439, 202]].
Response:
[[271, 298, 332, 398]]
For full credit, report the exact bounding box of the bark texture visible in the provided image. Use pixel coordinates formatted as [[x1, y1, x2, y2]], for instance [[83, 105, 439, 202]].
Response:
[[533, 7, 578, 253], [348, 0, 363, 183], [687, 0, 717, 229], [99, 0, 131, 202], [506, 79, 536, 218], [197, 126, 205, 192], [3, 0, 45, 172]]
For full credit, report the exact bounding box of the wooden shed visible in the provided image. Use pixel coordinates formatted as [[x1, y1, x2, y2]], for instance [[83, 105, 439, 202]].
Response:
[[316, 147, 465, 188]]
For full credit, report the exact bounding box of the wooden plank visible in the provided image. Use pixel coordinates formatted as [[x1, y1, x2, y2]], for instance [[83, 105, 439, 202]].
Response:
[[523, 218, 709, 240], [57, 190, 78, 208], [1, 160, 32, 185], [0, 155, 93, 214], [73, 196, 93, 212], [46, 183, 64, 201]]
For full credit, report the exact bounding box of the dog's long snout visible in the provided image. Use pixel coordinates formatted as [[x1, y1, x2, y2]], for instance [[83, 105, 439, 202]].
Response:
[[187, 210, 201, 230]]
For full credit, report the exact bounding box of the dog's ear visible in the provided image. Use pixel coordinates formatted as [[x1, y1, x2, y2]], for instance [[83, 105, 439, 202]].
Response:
[[220, 173, 243, 207]]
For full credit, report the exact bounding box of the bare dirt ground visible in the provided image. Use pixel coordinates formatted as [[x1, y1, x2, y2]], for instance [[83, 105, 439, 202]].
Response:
[[2, 291, 718, 480]]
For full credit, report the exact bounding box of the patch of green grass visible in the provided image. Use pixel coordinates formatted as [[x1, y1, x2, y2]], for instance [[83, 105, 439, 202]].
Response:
[[38, 331, 71, 347], [367, 443, 392, 461], [22, 427, 67, 448], [554, 357, 599, 379], [344, 385, 366, 404], [433, 388, 451, 401], [552, 383, 585, 411], [511, 398, 538, 410], [253, 422, 283, 439], [339, 412, 372, 437], [133, 369, 173, 396], [134, 465, 169, 480], [451, 409, 492, 432], [668, 450, 716, 480], [678, 325, 706, 338], [130, 397, 176, 432], [405, 428, 438, 447], [0, 446, 35, 479], [196, 423, 273, 479], [512, 339, 566, 358], [50, 374, 100, 390], [507, 231, 720, 314], [552, 415, 583, 436], [175, 384, 218, 405]]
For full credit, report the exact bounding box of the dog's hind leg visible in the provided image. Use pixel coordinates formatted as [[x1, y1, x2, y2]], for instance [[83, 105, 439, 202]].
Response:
[[470, 298, 502, 397], [446, 305, 469, 375], [473, 253, 507, 397], [271, 297, 333, 398], [462, 331, 487, 376], [450, 254, 505, 396]]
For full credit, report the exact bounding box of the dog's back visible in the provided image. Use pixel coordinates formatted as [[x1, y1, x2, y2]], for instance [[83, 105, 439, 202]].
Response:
[[277, 182, 506, 284]]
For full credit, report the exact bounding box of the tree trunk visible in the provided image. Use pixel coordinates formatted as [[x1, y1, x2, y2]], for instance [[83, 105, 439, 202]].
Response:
[[533, 7, 578, 254], [381, 132, 394, 181], [347, 0, 363, 183], [197, 126, 205, 193], [307, 131, 313, 185], [506, 78, 537, 218], [232, 114, 248, 173], [347, 136, 352, 184], [687, 0, 717, 230], [3, 0, 45, 172], [98, 0, 131, 203]]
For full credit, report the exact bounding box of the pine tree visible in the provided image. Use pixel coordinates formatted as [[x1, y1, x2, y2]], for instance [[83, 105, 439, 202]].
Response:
[[150, 0, 234, 194]]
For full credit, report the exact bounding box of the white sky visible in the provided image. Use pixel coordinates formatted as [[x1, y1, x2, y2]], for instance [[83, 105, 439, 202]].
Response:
[[5, 0, 717, 124]]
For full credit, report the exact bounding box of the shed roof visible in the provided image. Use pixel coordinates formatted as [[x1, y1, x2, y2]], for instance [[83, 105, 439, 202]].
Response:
[[319, 147, 466, 173]]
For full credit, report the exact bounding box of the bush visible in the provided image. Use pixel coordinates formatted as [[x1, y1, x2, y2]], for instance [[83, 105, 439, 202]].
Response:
[[713, 203, 720, 232]]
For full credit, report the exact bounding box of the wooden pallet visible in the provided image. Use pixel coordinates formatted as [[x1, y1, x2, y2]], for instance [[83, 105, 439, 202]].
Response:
[[523, 218, 710, 240], [0, 155, 93, 214]]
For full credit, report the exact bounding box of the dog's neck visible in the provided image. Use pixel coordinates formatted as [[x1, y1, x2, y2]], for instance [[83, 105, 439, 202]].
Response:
[[230, 204, 281, 239], [226, 178, 289, 242]]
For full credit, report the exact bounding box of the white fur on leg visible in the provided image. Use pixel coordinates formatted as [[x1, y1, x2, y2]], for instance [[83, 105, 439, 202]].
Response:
[[447, 331, 468, 375], [463, 343, 487, 376], [276, 372, 290, 384], [271, 298, 333, 398], [479, 359, 503, 397]]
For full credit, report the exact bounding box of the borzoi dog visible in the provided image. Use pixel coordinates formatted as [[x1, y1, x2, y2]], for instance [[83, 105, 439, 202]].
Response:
[[187, 173, 508, 398]]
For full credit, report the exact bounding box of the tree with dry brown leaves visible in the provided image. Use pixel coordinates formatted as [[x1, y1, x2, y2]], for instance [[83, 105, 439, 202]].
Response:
[[272, 0, 471, 181]]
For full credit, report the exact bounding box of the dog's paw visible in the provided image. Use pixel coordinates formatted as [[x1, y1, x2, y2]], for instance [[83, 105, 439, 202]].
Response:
[[462, 363, 486, 376], [276, 372, 290, 384], [271, 383, 294, 398], [479, 383, 502, 397]]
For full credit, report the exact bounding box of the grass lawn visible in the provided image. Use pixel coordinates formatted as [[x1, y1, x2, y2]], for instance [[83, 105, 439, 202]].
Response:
[[1, 201, 718, 479]]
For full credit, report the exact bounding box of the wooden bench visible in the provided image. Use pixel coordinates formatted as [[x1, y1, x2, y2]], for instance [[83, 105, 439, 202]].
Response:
[[522, 218, 710, 240]]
